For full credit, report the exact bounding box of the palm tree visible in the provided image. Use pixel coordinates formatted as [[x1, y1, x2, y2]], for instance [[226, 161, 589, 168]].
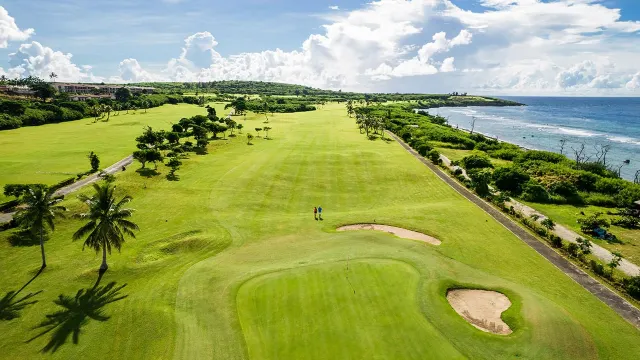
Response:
[[49, 72, 58, 83], [73, 183, 139, 273], [15, 187, 66, 269]]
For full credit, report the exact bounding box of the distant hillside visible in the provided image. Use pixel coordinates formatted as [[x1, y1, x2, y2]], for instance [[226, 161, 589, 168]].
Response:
[[129, 80, 523, 106]]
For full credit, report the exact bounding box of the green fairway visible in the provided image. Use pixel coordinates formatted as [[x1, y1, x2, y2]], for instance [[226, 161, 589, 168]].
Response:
[[0, 104, 208, 201], [1, 103, 639, 359]]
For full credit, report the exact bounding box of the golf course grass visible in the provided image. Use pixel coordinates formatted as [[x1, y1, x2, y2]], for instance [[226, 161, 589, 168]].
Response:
[[1, 103, 639, 359], [0, 104, 208, 202]]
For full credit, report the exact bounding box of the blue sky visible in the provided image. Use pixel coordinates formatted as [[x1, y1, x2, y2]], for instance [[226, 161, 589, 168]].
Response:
[[1, 0, 639, 95]]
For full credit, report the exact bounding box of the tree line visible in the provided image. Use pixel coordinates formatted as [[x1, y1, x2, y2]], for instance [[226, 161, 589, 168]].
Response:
[[0, 83, 213, 131]]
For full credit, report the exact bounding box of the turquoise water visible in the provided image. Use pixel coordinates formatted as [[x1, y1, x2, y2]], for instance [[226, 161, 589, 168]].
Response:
[[428, 97, 640, 181]]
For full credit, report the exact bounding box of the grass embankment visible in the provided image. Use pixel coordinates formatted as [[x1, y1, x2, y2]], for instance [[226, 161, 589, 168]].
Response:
[[0, 104, 207, 202], [0, 103, 639, 359]]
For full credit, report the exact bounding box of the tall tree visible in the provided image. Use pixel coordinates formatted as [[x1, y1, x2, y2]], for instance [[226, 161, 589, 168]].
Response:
[[115, 87, 132, 103], [15, 186, 66, 269], [49, 72, 58, 83], [88, 151, 100, 172], [73, 183, 139, 272]]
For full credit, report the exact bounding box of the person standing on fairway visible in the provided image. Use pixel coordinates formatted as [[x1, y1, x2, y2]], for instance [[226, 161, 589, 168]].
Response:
[[318, 206, 323, 220], [313, 207, 318, 220]]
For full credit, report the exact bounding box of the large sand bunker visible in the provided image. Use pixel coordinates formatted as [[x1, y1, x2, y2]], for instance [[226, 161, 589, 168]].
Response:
[[447, 289, 513, 335], [337, 224, 441, 245]]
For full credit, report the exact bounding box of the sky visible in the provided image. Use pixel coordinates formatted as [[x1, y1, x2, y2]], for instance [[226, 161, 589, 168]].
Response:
[[0, 0, 639, 95]]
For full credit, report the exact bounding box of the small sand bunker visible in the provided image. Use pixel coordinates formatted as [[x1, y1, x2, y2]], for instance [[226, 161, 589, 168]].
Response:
[[337, 224, 441, 245], [447, 289, 512, 335]]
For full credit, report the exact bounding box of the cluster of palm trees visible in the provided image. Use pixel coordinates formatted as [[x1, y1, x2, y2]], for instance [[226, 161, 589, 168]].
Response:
[[91, 101, 148, 123], [15, 181, 138, 273], [354, 112, 386, 139]]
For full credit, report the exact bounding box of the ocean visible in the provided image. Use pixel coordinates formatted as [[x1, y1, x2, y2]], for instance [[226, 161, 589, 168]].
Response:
[[427, 97, 640, 181]]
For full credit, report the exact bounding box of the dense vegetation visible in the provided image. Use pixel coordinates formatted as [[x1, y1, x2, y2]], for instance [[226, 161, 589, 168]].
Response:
[[355, 103, 640, 301], [0, 92, 211, 131], [132, 80, 523, 106], [372, 103, 640, 209]]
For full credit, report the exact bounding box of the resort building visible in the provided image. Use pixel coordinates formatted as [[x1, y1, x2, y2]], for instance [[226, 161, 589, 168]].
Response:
[[52, 83, 155, 95]]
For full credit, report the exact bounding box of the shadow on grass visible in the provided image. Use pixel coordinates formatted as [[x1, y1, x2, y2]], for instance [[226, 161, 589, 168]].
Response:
[[136, 168, 160, 178], [8, 229, 44, 247], [27, 273, 128, 353], [166, 173, 180, 181], [0, 268, 44, 321]]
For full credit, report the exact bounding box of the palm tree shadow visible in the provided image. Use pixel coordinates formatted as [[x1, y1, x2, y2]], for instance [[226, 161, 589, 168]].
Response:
[[8, 228, 43, 247], [27, 274, 127, 353], [136, 168, 160, 178], [0, 268, 44, 321]]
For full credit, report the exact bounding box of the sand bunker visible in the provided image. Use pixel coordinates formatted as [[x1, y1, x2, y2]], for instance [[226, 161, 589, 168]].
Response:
[[337, 224, 441, 245], [446, 289, 513, 335]]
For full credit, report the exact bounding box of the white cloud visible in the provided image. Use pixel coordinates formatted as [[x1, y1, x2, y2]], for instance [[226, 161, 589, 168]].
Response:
[[2, 0, 640, 95], [0, 6, 34, 48], [8, 41, 101, 82], [440, 57, 456, 72], [329, 5, 339, 11], [626, 73, 640, 90], [365, 29, 472, 80], [117, 58, 157, 82]]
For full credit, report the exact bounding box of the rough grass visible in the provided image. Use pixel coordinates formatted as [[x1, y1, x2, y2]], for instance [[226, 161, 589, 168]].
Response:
[[0, 103, 639, 359], [0, 104, 208, 202]]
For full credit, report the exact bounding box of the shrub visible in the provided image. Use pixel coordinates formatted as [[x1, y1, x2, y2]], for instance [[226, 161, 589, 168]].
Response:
[[577, 212, 610, 233], [427, 149, 441, 164], [582, 192, 617, 207], [488, 148, 522, 161], [575, 171, 599, 192], [590, 260, 606, 277], [0, 114, 22, 130], [515, 150, 566, 164], [461, 154, 493, 170], [468, 169, 492, 196], [492, 166, 530, 194], [577, 161, 619, 178], [595, 178, 627, 195], [612, 216, 640, 229], [614, 186, 640, 208], [453, 168, 463, 176], [550, 235, 563, 248], [521, 181, 550, 203], [541, 218, 555, 230], [624, 276, 640, 300], [550, 180, 578, 197], [567, 242, 579, 256], [416, 142, 432, 156]]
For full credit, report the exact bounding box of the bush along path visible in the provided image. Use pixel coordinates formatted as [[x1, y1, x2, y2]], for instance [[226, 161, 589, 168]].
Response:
[[0, 155, 133, 225], [386, 130, 640, 329], [507, 201, 640, 277], [436, 150, 640, 277]]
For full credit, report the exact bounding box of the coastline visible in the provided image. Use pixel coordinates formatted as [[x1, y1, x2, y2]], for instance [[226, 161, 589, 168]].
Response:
[[419, 102, 639, 182], [416, 107, 535, 151]]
